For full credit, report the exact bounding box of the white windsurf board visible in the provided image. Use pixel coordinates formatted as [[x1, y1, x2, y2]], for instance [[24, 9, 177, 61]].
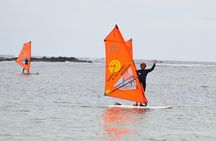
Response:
[[108, 105, 172, 109]]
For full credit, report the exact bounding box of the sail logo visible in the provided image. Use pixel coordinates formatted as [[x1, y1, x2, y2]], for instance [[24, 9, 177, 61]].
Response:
[[108, 60, 121, 73]]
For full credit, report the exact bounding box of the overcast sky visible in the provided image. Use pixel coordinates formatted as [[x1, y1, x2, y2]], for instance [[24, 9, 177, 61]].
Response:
[[0, 0, 215, 62]]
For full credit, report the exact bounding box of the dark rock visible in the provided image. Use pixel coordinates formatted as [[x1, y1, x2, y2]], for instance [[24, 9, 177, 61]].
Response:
[[0, 56, 92, 63]]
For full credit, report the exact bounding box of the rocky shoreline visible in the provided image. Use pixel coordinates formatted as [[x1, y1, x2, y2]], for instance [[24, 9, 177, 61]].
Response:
[[0, 56, 92, 63]]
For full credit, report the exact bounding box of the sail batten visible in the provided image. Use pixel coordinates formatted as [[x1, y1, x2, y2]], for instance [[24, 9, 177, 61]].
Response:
[[104, 26, 147, 103]]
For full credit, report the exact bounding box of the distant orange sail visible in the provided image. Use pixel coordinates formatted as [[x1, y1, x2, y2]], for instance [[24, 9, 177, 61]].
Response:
[[16, 41, 31, 71], [125, 39, 133, 59], [104, 25, 147, 103]]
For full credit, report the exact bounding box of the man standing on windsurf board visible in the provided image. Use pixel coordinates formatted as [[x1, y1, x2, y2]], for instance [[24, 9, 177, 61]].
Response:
[[134, 60, 157, 106]]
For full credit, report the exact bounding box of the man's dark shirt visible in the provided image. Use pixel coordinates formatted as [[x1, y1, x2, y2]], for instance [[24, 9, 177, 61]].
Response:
[[24, 60, 28, 65], [137, 64, 155, 90]]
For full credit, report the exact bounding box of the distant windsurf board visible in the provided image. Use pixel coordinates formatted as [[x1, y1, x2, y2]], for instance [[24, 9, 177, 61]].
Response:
[[18, 72, 39, 75], [30, 73, 39, 75]]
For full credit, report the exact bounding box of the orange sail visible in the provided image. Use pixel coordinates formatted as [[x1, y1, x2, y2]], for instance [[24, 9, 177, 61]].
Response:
[[16, 41, 31, 71], [125, 39, 133, 59], [126, 39, 146, 100], [104, 25, 147, 103]]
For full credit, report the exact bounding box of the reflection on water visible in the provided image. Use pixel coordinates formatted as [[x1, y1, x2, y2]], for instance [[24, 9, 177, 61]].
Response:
[[17, 73, 31, 77], [98, 108, 147, 141]]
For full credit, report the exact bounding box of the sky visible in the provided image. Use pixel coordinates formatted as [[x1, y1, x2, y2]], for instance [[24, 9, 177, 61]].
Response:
[[0, 0, 215, 62]]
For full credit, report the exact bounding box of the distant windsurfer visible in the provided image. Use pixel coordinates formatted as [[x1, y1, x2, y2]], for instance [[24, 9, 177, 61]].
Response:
[[22, 58, 29, 74], [134, 60, 157, 106]]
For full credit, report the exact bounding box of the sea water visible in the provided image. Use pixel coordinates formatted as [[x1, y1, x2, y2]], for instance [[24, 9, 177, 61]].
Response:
[[0, 60, 216, 141]]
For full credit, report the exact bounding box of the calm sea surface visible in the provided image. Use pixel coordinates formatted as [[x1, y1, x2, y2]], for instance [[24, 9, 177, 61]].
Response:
[[0, 60, 216, 141]]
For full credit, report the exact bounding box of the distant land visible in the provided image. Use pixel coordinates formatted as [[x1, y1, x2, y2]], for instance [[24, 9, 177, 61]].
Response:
[[0, 55, 215, 64], [0, 56, 92, 63]]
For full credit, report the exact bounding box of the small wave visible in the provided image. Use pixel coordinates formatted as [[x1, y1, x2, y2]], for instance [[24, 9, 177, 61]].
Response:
[[158, 63, 215, 67], [80, 105, 107, 109], [201, 86, 208, 88], [0, 133, 11, 137], [19, 109, 30, 113], [53, 101, 71, 104]]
